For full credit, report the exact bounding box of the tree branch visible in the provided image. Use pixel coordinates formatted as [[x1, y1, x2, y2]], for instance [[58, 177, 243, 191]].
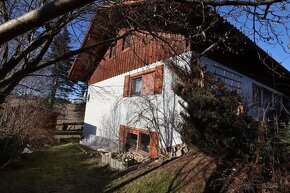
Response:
[[0, 0, 98, 45], [174, 0, 285, 7]]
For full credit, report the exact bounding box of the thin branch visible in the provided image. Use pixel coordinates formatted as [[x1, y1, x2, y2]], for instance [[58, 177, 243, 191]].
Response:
[[175, 0, 285, 7]]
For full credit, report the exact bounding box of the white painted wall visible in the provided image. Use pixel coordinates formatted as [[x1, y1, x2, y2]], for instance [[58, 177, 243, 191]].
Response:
[[83, 60, 183, 148], [83, 50, 286, 148]]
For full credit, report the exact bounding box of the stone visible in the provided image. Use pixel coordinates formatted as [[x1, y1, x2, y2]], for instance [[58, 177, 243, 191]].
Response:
[[182, 146, 189, 154], [110, 158, 116, 168], [101, 153, 106, 163], [176, 149, 183, 157], [22, 147, 33, 154]]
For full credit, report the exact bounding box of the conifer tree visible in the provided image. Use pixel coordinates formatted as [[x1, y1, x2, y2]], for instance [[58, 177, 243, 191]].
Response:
[[48, 27, 75, 109], [170, 57, 289, 192]]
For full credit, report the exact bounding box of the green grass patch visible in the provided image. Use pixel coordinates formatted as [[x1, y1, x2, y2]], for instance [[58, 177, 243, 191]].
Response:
[[106, 170, 179, 193], [0, 143, 112, 193], [0, 143, 182, 193]]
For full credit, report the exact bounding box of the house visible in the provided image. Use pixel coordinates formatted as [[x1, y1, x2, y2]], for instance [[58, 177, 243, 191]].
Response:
[[69, 1, 290, 157]]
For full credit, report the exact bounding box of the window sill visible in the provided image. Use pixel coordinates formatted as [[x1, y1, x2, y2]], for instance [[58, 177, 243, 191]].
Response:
[[124, 93, 161, 98]]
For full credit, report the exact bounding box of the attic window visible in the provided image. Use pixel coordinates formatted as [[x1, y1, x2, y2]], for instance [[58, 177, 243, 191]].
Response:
[[122, 35, 131, 50], [109, 42, 117, 58]]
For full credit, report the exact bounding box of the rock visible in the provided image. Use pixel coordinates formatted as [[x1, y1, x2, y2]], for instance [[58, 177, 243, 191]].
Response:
[[182, 146, 189, 154], [176, 149, 183, 157], [111, 158, 116, 168], [22, 147, 33, 154]]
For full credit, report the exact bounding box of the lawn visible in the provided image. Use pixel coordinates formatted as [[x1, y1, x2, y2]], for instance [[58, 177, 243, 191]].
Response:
[[0, 143, 113, 193], [0, 143, 193, 193]]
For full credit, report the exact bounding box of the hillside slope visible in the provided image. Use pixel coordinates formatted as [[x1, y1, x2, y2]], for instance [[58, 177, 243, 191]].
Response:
[[0, 143, 215, 193]]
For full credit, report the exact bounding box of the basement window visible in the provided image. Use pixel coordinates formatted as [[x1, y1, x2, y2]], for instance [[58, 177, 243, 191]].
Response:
[[127, 133, 138, 150], [120, 125, 159, 157], [140, 133, 150, 153]]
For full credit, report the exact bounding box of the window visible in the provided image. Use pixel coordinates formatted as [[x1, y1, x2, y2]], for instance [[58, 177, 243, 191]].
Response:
[[213, 65, 242, 94], [109, 42, 117, 58], [253, 84, 262, 107], [119, 125, 159, 157], [122, 35, 131, 50], [126, 133, 138, 150], [274, 94, 281, 109], [131, 77, 142, 96], [140, 133, 150, 153], [263, 89, 272, 108], [123, 65, 163, 97]]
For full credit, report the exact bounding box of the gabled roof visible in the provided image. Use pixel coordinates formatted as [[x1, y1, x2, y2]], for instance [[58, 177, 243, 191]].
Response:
[[69, 1, 290, 97]]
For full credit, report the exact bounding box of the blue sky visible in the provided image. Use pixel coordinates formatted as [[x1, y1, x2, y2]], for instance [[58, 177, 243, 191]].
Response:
[[259, 41, 290, 70], [217, 4, 290, 71]]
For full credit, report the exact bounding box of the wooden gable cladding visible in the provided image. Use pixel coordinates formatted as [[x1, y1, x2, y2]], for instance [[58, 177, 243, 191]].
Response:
[[88, 30, 189, 85], [123, 65, 163, 97], [119, 125, 159, 157]]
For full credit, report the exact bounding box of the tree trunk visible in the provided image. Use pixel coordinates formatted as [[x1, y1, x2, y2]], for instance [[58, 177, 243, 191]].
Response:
[[0, 0, 96, 45]]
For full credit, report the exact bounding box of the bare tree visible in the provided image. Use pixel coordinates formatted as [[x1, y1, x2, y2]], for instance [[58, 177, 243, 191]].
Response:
[[0, 0, 288, 105]]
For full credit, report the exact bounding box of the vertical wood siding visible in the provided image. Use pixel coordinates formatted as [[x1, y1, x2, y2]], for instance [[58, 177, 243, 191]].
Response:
[[88, 30, 189, 85]]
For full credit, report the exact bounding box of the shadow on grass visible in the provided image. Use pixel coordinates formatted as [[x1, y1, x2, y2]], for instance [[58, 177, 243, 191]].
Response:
[[165, 151, 216, 193], [104, 159, 174, 193]]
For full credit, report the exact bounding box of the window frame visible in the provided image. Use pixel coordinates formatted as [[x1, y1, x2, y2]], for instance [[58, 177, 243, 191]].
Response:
[[263, 88, 273, 108], [252, 83, 263, 107], [122, 35, 131, 51], [213, 65, 242, 94], [130, 76, 142, 96], [109, 42, 117, 58], [120, 125, 158, 157], [123, 65, 163, 97]]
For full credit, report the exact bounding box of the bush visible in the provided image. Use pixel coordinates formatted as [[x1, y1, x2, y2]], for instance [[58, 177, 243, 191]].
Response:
[[0, 96, 56, 168], [0, 135, 21, 168]]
